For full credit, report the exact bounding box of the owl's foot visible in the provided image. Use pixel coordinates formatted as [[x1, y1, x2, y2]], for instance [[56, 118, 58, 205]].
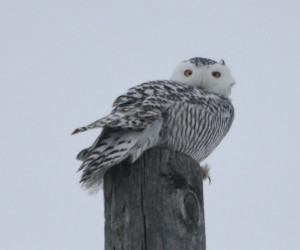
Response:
[[201, 163, 211, 184]]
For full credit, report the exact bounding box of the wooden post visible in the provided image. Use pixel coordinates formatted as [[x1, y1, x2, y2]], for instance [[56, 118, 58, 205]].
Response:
[[104, 148, 206, 250]]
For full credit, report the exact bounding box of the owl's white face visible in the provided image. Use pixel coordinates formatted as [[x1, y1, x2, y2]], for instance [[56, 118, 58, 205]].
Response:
[[170, 59, 235, 97]]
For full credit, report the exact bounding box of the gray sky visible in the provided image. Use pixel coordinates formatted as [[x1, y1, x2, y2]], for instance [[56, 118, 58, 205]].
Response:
[[1, 1, 300, 249]]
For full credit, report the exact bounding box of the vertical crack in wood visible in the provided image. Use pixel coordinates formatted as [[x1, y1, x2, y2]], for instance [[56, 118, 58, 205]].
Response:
[[141, 155, 148, 250]]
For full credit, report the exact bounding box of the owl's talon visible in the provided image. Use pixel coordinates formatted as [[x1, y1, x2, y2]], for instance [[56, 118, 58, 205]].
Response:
[[201, 163, 211, 184]]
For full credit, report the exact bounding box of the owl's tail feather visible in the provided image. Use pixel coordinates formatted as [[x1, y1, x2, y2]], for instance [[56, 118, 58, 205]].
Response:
[[76, 119, 162, 193], [78, 129, 144, 193]]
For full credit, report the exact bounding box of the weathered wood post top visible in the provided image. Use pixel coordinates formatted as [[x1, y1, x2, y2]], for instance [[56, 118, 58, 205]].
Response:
[[104, 148, 206, 250]]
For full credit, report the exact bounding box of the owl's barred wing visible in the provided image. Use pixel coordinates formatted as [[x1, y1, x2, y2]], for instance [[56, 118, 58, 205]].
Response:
[[72, 101, 163, 134], [72, 80, 221, 135], [72, 109, 150, 134]]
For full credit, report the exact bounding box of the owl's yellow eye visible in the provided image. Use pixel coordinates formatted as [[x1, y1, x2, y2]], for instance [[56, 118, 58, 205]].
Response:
[[212, 71, 221, 78], [184, 70, 193, 77]]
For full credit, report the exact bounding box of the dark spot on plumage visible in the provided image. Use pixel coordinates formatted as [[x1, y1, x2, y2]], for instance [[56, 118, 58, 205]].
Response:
[[101, 155, 120, 164], [71, 127, 86, 135], [108, 150, 123, 155], [176, 87, 187, 93], [82, 169, 93, 176], [163, 85, 174, 92], [96, 142, 108, 147], [79, 176, 87, 183], [117, 140, 126, 145], [103, 146, 114, 152]]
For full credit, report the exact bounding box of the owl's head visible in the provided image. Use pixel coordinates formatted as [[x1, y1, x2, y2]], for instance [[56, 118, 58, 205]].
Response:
[[170, 57, 235, 97]]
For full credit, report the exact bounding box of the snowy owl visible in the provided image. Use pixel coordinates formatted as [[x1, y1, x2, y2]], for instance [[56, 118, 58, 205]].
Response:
[[73, 57, 235, 192]]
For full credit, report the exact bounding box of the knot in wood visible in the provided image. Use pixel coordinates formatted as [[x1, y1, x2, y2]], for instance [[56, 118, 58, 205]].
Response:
[[183, 192, 200, 223]]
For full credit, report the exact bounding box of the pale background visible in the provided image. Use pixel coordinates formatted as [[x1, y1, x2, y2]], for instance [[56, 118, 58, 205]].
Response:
[[1, 1, 300, 249]]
